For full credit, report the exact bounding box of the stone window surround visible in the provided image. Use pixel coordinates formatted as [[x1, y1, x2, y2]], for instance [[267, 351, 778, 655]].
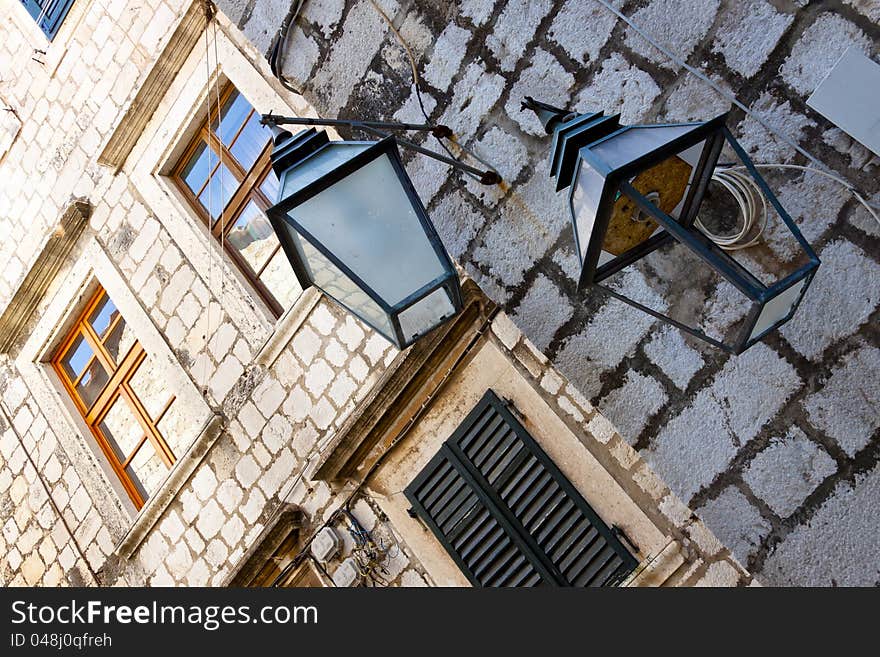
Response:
[[368, 337, 670, 587], [16, 236, 220, 558], [7, 0, 95, 77], [117, 11, 324, 362]]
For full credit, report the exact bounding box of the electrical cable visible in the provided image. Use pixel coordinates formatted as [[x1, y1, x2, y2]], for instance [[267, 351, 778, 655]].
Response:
[[268, 0, 307, 95], [592, 0, 880, 213], [199, 4, 216, 395], [366, 0, 496, 182]]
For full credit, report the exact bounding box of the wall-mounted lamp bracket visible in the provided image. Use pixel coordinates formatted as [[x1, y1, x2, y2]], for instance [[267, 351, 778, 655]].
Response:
[[261, 112, 501, 185]]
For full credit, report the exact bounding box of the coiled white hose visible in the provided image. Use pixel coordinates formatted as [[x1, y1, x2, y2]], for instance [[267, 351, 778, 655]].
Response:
[[696, 164, 880, 250]]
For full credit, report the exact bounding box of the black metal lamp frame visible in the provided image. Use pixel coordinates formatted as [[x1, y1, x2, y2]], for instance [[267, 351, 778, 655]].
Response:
[[524, 98, 821, 355], [266, 134, 463, 350]]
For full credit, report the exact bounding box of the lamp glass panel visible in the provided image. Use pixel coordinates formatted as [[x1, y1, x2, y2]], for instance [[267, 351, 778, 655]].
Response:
[[289, 153, 447, 307], [602, 149, 698, 258], [598, 238, 754, 348], [571, 158, 606, 261], [749, 277, 807, 342], [398, 287, 456, 344], [282, 224, 393, 338], [280, 143, 371, 200]]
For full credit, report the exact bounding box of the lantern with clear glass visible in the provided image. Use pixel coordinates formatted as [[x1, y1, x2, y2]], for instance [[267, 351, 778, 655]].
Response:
[[524, 97, 820, 354], [265, 127, 462, 349]]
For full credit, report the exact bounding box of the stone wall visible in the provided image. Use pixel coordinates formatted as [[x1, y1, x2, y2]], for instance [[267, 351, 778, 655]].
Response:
[[216, 0, 880, 585], [1, 0, 738, 590]]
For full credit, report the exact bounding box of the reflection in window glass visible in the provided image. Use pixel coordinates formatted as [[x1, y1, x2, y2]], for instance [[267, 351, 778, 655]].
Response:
[[104, 316, 136, 365], [230, 112, 271, 171], [129, 357, 172, 420], [260, 169, 280, 205], [198, 163, 238, 221], [182, 141, 212, 195], [214, 91, 252, 146], [99, 396, 144, 463], [76, 358, 110, 409], [228, 201, 277, 272], [61, 333, 93, 381], [88, 295, 120, 340]]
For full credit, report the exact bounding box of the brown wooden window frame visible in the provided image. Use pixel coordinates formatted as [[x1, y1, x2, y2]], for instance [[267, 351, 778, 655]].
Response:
[[51, 286, 177, 510], [170, 82, 290, 318]]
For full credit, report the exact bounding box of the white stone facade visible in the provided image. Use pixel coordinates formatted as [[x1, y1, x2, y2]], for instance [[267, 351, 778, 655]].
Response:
[[0, 0, 877, 588]]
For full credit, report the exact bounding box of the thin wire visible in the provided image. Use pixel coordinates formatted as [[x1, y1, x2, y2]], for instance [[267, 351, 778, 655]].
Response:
[[0, 399, 100, 585], [211, 17, 227, 308], [592, 0, 880, 212], [367, 0, 493, 182], [200, 10, 215, 395]]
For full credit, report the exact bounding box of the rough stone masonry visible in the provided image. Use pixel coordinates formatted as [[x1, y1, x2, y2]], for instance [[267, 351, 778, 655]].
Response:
[[217, 0, 880, 586]]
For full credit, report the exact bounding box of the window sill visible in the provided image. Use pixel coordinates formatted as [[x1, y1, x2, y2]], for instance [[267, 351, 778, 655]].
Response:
[[114, 412, 224, 559], [254, 287, 322, 368]]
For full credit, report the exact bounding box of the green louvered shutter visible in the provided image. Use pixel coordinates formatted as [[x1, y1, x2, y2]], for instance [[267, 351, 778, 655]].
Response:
[[406, 390, 638, 587]]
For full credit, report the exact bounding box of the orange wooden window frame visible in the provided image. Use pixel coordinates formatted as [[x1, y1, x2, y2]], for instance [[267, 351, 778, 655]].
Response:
[[51, 286, 177, 509], [170, 83, 285, 318]]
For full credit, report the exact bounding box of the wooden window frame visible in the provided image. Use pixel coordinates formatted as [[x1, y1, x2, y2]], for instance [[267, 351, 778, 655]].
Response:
[[51, 286, 177, 509], [170, 83, 285, 318]]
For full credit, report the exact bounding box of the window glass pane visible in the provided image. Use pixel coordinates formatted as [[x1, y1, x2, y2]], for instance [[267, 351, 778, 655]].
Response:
[[129, 356, 171, 421], [197, 163, 238, 221], [98, 396, 144, 463], [260, 169, 280, 204], [76, 358, 110, 409], [127, 447, 167, 501], [181, 141, 212, 195], [157, 402, 189, 460], [213, 91, 252, 146], [227, 200, 277, 272], [230, 112, 271, 171], [104, 315, 136, 365], [88, 294, 120, 341], [260, 247, 301, 310], [60, 332, 93, 381]]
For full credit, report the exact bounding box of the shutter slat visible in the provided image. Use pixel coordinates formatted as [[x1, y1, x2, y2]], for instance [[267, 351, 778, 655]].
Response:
[[405, 390, 638, 587]]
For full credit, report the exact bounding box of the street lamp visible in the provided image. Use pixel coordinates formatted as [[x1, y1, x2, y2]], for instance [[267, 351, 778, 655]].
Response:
[[523, 97, 820, 354], [263, 124, 470, 349]]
